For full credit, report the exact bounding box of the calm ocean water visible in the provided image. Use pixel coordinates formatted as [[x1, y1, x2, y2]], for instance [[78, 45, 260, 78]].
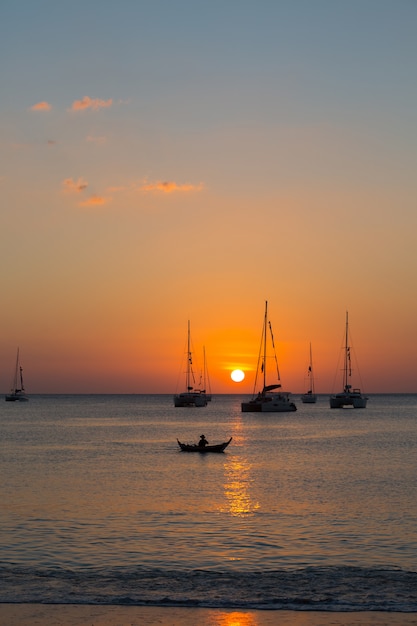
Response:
[[1, 394, 416, 612]]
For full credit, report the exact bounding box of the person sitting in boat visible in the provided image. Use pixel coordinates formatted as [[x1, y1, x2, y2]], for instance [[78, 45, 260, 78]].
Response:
[[199, 434, 208, 447]]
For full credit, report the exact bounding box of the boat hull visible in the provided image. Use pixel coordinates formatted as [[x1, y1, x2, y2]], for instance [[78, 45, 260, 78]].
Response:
[[242, 393, 297, 413], [5, 393, 29, 402], [301, 393, 317, 404], [330, 392, 368, 408], [174, 392, 207, 407], [177, 437, 232, 453]]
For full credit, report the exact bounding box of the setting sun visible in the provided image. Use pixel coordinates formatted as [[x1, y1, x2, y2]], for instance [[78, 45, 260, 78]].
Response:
[[231, 369, 245, 383]]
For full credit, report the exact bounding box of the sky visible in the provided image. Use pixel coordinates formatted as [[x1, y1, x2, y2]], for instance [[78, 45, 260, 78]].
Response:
[[0, 0, 416, 394]]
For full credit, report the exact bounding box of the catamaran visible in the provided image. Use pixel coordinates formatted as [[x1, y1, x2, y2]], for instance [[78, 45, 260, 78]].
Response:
[[330, 312, 368, 409], [241, 301, 296, 413]]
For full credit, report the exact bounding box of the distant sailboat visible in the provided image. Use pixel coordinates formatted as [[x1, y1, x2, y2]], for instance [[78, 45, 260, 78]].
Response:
[[301, 343, 317, 403], [5, 348, 29, 402], [174, 321, 208, 407], [330, 312, 368, 409], [241, 301, 297, 413]]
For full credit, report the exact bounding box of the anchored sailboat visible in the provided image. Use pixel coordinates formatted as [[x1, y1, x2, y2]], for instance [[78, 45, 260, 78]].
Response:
[[5, 348, 29, 402], [301, 343, 317, 403], [330, 312, 368, 409], [241, 301, 296, 413], [174, 321, 208, 407]]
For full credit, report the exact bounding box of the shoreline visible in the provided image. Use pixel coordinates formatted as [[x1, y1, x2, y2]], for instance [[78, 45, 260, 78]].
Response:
[[1, 605, 417, 626]]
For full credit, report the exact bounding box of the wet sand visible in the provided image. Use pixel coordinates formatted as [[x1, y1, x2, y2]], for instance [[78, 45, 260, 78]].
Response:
[[1, 605, 417, 626]]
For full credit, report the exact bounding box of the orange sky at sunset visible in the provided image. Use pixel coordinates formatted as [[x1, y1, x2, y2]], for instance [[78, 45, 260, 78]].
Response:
[[1, 2, 416, 394]]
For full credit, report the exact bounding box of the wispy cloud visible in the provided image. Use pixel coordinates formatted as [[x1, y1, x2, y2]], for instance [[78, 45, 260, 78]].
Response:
[[61, 177, 202, 210], [62, 177, 88, 193], [30, 101, 52, 112], [104, 179, 205, 196], [70, 96, 113, 112], [139, 180, 204, 193], [78, 195, 110, 207], [61, 178, 110, 208]]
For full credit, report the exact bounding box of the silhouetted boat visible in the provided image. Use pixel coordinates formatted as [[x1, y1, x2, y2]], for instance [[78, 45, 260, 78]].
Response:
[[177, 437, 232, 453], [301, 343, 317, 403], [174, 321, 208, 407], [241, 301, 296, 413], [330, 312, 368, 409], [5, 348, 29, 402]]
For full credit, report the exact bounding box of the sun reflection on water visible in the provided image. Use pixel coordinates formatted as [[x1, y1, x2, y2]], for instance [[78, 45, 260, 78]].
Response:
[[209, 611, 261, 626], [221, 423, 259, 518], [208, 609, 322, 625], [223, 456, 260, 517]]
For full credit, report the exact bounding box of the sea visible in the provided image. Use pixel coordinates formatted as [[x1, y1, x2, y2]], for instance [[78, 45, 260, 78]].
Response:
[[1, 393, 416, 613]]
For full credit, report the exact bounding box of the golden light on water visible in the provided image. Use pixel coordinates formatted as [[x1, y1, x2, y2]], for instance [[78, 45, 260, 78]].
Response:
[[223, 455, 259, 518], [210, 612, 261, 626], [209, 609, 325, 625]]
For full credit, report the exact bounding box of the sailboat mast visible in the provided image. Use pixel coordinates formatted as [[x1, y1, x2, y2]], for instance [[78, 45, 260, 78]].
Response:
[[13, 348, 20, 391], [187, 320, 191, 391], [344, 311, 349, 390], [202, 346, 205, 391], [309, 342, 314, 393], [263, 301, 268, 389]]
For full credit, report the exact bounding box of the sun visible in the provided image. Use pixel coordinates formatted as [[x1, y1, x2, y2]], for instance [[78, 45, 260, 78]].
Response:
[[231, 369, 245, 383]]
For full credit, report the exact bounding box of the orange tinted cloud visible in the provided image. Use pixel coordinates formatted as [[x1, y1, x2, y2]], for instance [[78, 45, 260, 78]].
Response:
[[30, 101, 52, 111], [62, 177, 88, 193], [70, 96, 113, 111], [78, 195, 109, 207], [140, 180, 203, 193]]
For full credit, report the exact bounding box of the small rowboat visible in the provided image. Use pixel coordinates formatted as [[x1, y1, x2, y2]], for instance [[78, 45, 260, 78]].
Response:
[[177, 437, 232, 453]]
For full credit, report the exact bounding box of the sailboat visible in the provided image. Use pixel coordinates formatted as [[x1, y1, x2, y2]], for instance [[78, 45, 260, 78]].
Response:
[[174, 321, 208, 407], [5, 348, 29, 402], [241, 301, 297, 413], [329, 312, 368, 409], [301, 343, 317, 403]]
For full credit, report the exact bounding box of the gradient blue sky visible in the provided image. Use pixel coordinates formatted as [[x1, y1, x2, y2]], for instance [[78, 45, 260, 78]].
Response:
[[1, 1, 416, 393]]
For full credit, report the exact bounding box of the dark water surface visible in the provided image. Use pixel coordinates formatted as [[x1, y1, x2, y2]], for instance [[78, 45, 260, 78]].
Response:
[[1, 394, 416, 611]]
